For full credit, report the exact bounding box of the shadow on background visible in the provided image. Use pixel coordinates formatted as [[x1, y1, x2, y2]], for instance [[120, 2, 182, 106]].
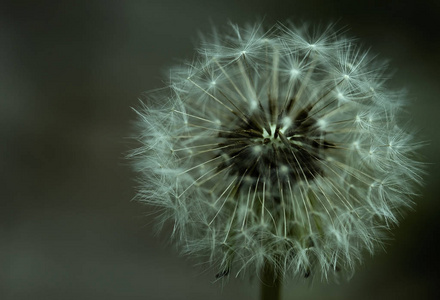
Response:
[[1, 1, 439, 299]]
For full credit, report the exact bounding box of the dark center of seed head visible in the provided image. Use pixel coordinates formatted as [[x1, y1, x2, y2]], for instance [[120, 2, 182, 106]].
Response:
[[216, 109, 331, 189]]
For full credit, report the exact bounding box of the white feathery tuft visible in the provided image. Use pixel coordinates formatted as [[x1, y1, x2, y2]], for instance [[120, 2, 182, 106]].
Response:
[[131, 22, 424, 281]]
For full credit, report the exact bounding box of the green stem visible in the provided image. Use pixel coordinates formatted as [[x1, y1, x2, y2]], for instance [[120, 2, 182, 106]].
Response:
[[260, 262, 282, 300]]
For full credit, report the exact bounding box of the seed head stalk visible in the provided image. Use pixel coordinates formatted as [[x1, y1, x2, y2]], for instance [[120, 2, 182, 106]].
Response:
[[261, 260, 282, 300]]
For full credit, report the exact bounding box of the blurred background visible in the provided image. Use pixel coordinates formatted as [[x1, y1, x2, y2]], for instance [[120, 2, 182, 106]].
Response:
[[1, 0, 439, 299]]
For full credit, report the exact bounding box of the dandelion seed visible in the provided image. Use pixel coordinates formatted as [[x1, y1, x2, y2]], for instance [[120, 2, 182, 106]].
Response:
[[131, 21, 423, 295]]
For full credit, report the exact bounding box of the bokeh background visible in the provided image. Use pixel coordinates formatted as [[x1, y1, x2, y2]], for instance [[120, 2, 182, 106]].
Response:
[[1, 1, 439, 299]]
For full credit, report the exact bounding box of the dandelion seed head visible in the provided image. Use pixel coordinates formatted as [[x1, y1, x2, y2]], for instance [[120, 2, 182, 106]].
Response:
[[132, 22, 423, 281]]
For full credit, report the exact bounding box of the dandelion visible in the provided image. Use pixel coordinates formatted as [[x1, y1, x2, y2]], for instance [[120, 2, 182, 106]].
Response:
[[131, 22, 423, 299]]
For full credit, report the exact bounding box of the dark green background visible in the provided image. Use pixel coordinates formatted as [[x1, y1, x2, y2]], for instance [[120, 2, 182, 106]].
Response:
[[2, 1, 439, 299]]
